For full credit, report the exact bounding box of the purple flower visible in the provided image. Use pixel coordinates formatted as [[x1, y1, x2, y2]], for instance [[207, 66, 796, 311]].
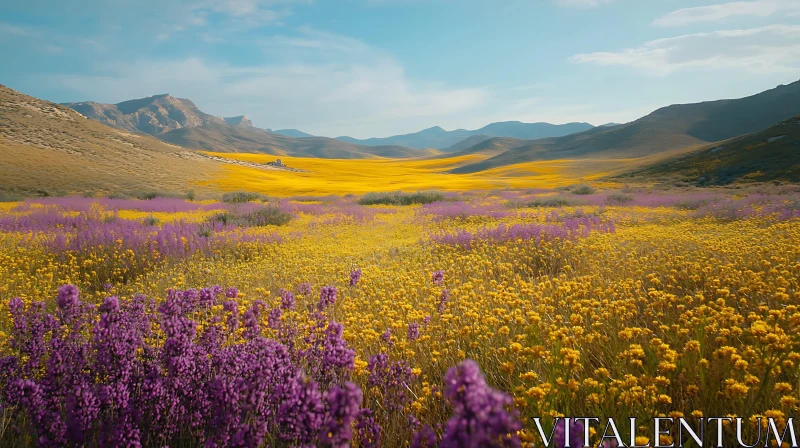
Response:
[[355, 409, 382, 448], [319, 382, 363, 447], [440, 359, 522, 448], [297, 282, 313, 296], [268, 307, 283, 329], [280, 289, 295, 310], [367, 353, 415, 413], [407, 322, 420, 342], [554, 418, 587, 448], [432, 270, 444, 286], [438, 289, 450, 314], [56, 284, 80, 311], [225, 287, 239, 299], [349, 268, 362, 286], [412, 425, 438, 448], [318, 286, 338, 311], [381, 328, 392, 343]]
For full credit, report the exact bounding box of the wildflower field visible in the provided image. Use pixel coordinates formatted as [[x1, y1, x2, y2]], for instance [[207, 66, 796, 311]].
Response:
[[1, 185, 799, 447]]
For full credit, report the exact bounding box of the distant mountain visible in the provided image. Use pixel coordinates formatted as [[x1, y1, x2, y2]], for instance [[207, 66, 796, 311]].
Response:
[[63, 94, 225, 135], [270, 129, 315, 138], [450, 79, 800, 174], [65, 95, 425, 159], [620, 114, 800, 185], [445, 135, 493, 152], [337, 121, 594, 150], [224, 115, 254, 127], [1, 85, 224, 196], [600, 122, 622, 127], [158, 122, 424, 159]]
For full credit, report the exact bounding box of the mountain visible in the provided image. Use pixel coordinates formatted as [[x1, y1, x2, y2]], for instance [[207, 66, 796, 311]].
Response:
[[270, 129, 315, 138], [450, 79, 800, 174], [620, 114, 800, 185], [158, 122, 424, 159], [445, 135, 493, 152], [65, 95, 424, 159], [63, 94, 225, 135], [224, 115, 254, 127], [0, 85, 224, 196], [337, 121, 594, 150]]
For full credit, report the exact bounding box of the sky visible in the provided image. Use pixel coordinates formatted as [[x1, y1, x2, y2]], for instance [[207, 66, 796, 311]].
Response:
[[1, 0, 799, 138]]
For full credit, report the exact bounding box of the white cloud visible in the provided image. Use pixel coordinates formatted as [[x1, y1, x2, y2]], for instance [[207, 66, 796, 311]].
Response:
[[571, 24, 800, 75], [653, 0, 800, 27], [555, 0, 613, 8], [52, 28, 489, 138]]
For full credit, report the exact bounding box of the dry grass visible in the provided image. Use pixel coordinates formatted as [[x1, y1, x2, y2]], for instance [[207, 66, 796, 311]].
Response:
[[0, 84, 224, 197]]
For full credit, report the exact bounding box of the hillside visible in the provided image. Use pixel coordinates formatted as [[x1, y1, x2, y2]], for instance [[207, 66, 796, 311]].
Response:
[[337, 121, 594, 150], [445, 135, 493, 152], [620, 115, 800, 185], [158, 122, 424, 158], [271, 129, 315, 138], [0, 85, 224, 196], [450, 79, 800, 174]]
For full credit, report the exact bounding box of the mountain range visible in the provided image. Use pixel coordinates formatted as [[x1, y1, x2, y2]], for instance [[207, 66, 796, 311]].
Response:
[[336, 122, 595, 150], [448, 79, 800, 174], [62, 96, 598, 155], [621, 113, 800, 185], [63, 95, 432, 159], [3, 78, 799, 196]]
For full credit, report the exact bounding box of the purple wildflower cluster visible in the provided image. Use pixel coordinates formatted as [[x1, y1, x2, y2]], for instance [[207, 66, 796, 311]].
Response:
[[431, 216, 615, 249], [432, 270, 445, 286], [439, 360, 522, 447], [0, 285, 373, 447], [0, 207, 280, 263], [349, 268, 363, 286], [366, 353, 416, 413]]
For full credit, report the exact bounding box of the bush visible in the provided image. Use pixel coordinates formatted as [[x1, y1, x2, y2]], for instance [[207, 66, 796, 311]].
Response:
[[133, 191, 178, 200], [358, 191, 444, 206], [186, 190, 196, 201], [526, 197, 572, 208], [571, 185, 596, 195], [0, 193, 23, 202], [222, 191, 270, 204], [605, 193, 634, 205], [210, 205, 292, 227], [675, 199, 707, 211]]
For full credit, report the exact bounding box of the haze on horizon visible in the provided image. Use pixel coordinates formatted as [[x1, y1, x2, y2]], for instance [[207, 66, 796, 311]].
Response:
[[1, 0, 799, 139]]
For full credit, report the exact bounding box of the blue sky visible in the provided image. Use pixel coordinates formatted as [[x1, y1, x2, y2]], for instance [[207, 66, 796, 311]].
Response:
[[1, 0, 799, 138]]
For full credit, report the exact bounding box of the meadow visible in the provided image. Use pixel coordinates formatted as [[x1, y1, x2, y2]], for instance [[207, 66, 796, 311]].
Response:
[[0, 185, 799, 447]]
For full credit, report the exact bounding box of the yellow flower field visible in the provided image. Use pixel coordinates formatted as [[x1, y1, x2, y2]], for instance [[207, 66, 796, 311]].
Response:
[[0, 187, 798, 446]]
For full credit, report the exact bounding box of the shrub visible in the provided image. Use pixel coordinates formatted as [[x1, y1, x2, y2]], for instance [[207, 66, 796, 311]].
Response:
[[358, 191, 444, 206], [605, 193, 634, 205], [222, 191, 270, 204], [0, 193, 24, 202], [133, 191, 179, 200], [210, 205, 292, 227], [675, 199, 707, 211], [186, 190, 196, 201], [571, 185, 596, 195], [526, 197, 572, 208]]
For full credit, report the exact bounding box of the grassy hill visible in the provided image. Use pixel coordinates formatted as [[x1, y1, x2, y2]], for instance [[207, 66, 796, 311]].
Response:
[[619, 115, 800, 185], [450, 79, 800, 174], [0, 84, 224, 197]]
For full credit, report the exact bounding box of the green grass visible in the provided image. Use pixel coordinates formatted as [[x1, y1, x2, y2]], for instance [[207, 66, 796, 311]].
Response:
[[358, 191, 445, 206]]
